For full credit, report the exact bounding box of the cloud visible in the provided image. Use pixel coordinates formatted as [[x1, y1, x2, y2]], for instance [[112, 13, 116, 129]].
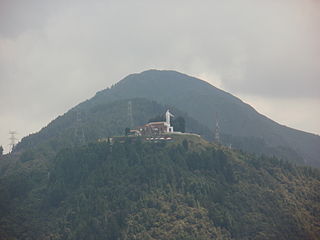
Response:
[[238, 95, 320, 135], [0, 0, 319, 152]]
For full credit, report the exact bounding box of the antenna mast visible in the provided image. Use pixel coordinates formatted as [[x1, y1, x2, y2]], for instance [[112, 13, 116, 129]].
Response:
[[214, 114, 220, 143], [9, 131, 17, 152], [128, 100, 134, 128]]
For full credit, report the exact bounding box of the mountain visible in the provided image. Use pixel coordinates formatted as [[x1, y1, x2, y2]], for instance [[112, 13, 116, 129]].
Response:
[[77, 69, 320, 167], [15, 70, 320, 167], [1, 69, 320, 239], [0, 136, 319, 239]]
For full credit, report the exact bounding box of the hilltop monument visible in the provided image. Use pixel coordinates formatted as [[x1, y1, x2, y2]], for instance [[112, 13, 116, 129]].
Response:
[[132, 109, 175, 136], [165, 109, 174, 133]]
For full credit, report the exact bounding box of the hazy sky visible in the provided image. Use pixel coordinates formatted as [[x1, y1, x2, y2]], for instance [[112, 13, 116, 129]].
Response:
[[0, 0, 319, 153]]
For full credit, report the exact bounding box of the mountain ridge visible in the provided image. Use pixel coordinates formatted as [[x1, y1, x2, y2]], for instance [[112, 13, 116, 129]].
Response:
[[75, 69, 320, 167], [13, 69, 320, 167]]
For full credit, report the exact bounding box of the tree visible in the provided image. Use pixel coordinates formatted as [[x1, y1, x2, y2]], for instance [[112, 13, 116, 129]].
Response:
[[125, 127, 130, 136], [20, 149, 35, 162], [148, 114, 165, 123], [182, 140, 189, 150], [0, 145, 3, 156], [173, 116, 186, 133]]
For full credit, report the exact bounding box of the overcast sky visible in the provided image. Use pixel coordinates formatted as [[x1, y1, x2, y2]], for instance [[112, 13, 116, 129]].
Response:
[[1, 0, 319, 153]]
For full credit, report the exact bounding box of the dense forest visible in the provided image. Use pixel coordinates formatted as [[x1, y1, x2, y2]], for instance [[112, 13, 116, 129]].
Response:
[[1, 136, 319, 239]]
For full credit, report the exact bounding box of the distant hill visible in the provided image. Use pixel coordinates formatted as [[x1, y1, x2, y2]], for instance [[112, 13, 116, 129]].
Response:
[[1, 137, 319, 239], [75, 70, 320, 167]]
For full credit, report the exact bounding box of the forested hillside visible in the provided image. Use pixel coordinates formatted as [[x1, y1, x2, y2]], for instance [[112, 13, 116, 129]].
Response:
[[1, 137, 319, 239]]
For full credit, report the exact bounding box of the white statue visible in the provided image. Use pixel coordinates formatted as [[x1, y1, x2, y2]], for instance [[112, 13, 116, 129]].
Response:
[[165, 110, 174, 132]]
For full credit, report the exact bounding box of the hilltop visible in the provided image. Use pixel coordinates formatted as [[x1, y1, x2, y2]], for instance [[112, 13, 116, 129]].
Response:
[[14, 98, 211, 158]]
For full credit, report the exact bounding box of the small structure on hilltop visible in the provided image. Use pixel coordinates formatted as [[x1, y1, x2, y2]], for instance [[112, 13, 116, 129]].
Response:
[[134, 110, 175, 136], [165, 109, 174, 133]]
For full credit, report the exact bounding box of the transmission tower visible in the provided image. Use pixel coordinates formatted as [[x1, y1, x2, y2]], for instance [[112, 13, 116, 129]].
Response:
[[74, 110, 86, 145], [214, 114, 220, 143], [214, 121, 220, 143], [9, 131, 17, 152], [128, 100, 134, 128]]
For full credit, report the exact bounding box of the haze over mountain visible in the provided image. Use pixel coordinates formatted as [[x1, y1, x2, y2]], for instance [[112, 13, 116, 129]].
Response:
[[72, 70, 319, 167], [12, 70, 320, 168]]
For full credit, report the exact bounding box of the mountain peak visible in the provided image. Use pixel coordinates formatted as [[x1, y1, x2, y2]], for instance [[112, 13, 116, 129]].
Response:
[[112, 69, 226, 101], [137, 69, 188, 76], [120, 69, 204, 85]]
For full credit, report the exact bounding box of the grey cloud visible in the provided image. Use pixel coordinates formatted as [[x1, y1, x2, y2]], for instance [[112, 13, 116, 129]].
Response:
[[0, 0, 319, 151], [0, 0, 64, 37]]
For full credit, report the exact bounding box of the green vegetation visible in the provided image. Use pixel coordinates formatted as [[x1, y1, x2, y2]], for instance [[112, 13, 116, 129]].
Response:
[[125, 127, 130, 136], [148, 114, 165, 123], [1, 70, 319, 239], [0, 138, 319, 239], [172, 116, 186, 133]]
